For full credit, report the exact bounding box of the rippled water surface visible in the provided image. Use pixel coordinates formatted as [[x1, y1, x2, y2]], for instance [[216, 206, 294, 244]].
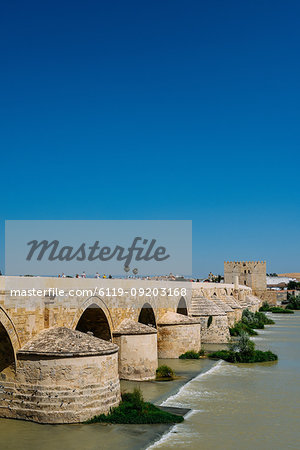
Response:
[[149, 311, 300, 449]]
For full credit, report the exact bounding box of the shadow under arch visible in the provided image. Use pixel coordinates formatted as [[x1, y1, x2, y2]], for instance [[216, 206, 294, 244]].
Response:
[[73, 297, 113, 341], [0, 307, 20, 376], [138, 302, 156, 328], [177, 297, 188, 315]]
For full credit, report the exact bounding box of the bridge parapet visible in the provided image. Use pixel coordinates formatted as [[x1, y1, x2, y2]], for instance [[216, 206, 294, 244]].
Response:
[[0, 276, 252, 351]]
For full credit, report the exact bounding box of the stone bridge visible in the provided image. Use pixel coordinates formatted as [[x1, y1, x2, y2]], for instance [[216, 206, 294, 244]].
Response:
[[0, 276, 256, 424]]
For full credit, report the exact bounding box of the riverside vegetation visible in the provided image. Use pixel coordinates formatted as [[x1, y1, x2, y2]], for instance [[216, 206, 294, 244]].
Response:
[[209, 332, 278, 363], [229, 309, 274, 336], [86, 389, 184, 424], [285, 296, 300, 310], [156, 365, 175, 380], [259, 302, 294, 314], [179, 349, 205, 359]]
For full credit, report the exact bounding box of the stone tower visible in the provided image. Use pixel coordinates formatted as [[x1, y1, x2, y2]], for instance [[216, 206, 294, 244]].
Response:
[[224, 261, 266, 290]]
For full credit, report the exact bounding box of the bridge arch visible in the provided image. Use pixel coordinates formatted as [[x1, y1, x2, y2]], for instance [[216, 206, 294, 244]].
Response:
[[138, 302, 156, 328], [177, 297, 188, 315], [72, 297, 113, 341], [0, 307, 21, 376]]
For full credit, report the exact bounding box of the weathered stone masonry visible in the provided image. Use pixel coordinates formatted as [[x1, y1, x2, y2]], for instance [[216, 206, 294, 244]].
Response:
[[0, 276, 256, 423]]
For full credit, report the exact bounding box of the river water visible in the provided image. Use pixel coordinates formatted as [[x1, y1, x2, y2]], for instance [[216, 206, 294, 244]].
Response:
[[0, 312, 299, 450], [149, 311, 300, 450]]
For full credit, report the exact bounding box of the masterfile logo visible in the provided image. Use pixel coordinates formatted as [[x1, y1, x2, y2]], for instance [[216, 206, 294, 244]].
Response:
[[5, 220, 192, 276]]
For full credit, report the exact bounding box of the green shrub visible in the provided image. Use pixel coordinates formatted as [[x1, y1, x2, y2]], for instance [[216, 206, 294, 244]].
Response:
[[229, 331, 255, 354], [242, 309, 264, 329], [179, 349, 205, 359], [209, 332, 278, 363], [86, 388, 184, 424], [255, 311, 275, 325], [285, 296, 300, 310], [156, 365, 175, 380], [122, 388, 143, 411], [230, 309, 274, 337], [260, 302, 297, 313], [242, 309, 274, 329], [287, 281, 300, 290], [270, 307, 294, 314], [259, 302, 271, 312], [209, 349, 278, 363], [230, 321, 258, 336]]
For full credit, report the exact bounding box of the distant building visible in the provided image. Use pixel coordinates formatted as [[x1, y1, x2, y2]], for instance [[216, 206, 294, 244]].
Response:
[[224, 261, 266, 290], [267, 276, 296, 289]]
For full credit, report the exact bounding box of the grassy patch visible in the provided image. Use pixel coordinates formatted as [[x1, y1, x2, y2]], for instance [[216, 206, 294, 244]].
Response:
[[156, 365, 175, 380], [260, 302, 295, 314], [209, 349, 278, 363], [269, 307, 294, 314], [208, 332, 278, 364], [259, 301, 271, 312], [86, 389, 184, 424], [179, 349, 205, 359]]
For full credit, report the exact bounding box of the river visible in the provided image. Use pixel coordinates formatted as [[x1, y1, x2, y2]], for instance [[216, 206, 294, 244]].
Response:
[[149, 311, 300, 449], [0, 312, 299, 450]]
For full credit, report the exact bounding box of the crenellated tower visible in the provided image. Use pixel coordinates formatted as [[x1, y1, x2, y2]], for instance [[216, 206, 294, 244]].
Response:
[[224, 261, 266, 290]]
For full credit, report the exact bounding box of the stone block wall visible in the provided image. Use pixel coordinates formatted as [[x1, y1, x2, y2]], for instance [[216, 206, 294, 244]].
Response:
[[226, 310, 236, 328], [113, 333, 157, 380], [252, 289, 280, 306], [199, 315, 230, 344], [234, 308, 243, 322], [224, 261, 266, 290], [0, 353, 120, 424], [157, 323, 201, 358]]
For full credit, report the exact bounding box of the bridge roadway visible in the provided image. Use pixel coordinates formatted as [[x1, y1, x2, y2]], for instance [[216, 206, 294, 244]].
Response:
[[0, 275, 251, 359]]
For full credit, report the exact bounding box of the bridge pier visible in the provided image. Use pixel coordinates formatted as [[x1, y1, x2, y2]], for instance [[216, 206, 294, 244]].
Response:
[[211, 297, 236, 327], [113, 319, 157, 381], [157, 312, 201, 358], [190, 297, 230, 344], [0, 327, 121, 424]]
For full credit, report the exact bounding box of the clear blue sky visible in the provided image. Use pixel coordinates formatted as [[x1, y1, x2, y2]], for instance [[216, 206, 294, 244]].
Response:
[[0, 0, 299, 276]]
